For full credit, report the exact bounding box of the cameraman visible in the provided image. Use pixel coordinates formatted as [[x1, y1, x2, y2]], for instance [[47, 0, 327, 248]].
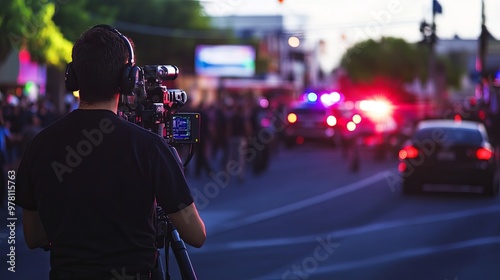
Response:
[[14, 25, 206, 280]]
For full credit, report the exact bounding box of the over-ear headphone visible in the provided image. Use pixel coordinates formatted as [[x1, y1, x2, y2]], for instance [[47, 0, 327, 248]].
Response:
[[65, 24, 141, 96]]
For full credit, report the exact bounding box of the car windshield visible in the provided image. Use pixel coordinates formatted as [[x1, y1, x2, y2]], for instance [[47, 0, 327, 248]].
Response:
[[292, 104, 327, 115], [294, 107, 326, 114], [414, 127, 483, 146]]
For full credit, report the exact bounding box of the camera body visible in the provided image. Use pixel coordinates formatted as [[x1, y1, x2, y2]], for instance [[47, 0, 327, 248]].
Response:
[[118, 65, 200, 144]]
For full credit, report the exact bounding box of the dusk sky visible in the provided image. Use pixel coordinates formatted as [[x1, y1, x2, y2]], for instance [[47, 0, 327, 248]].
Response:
[[202, 0, 500, 69]]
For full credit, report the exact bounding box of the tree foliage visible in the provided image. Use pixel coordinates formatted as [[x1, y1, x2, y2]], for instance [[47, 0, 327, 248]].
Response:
[[0, 0, 73, 69], [340, 37, 425, 84], [52, 0, 115, 42], [1, 0, 223, 72], [59, 0, 218, 73], [339, 37, 467, 93]]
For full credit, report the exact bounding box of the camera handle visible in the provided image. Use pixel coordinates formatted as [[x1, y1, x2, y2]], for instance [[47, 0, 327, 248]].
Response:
[[156, 207, 198, 280]]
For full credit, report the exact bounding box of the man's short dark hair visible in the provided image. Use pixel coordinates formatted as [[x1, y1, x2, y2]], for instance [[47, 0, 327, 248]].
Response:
[[72, 26, 130, 104]]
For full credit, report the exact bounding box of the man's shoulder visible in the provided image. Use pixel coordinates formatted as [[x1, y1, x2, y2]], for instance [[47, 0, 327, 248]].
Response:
[[117, 118, 164, 139], [31, 110, 161, 142]]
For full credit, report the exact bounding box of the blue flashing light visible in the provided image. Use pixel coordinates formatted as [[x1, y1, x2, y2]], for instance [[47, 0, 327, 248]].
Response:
[[307, 92, 318, 102], [495, 70, 500, 86]]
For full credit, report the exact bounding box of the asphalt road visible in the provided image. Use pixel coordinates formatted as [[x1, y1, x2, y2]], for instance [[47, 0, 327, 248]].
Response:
[[2, 143, 500, 280]]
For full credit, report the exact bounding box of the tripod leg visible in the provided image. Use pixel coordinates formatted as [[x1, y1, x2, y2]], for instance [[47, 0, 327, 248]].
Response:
[[155, 248, 168, 280]]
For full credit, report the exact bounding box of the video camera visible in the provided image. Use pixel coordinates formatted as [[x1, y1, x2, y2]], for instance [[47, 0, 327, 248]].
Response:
[[118, 64, 200, 145]]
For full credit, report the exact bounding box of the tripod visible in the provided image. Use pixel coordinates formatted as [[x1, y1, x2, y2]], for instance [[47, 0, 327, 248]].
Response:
[[156, 206, 198, 280], [154, 143, 198, 280], [154, 142, 198, 280]]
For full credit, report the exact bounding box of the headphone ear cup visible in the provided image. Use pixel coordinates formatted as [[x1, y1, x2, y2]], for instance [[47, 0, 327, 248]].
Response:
[[65, 62, 79, 92], [119, 64, 141, 96]]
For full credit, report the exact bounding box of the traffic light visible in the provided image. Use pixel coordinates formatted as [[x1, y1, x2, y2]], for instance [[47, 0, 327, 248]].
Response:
[[419, 20, 437, 45]]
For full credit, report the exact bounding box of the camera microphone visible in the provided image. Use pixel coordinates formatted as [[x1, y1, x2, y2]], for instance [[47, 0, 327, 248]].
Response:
[[166, 89, 187, 108], [143, 65, 179, 82]]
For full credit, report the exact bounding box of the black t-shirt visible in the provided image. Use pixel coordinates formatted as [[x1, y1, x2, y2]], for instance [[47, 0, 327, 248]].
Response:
[[14, 109, 194, 274]]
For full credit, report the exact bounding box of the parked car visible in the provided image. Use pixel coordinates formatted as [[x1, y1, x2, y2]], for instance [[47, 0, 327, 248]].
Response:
[[398, 119, 499, 196]]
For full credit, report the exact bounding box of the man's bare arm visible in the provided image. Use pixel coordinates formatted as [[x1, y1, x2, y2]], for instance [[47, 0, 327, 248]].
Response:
[[168, 203, 206, 248], [22, 209, 48, 249]]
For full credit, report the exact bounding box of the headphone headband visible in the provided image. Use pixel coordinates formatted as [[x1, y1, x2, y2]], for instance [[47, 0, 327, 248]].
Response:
[[91, 24, 135, 65], [65, 24, 141, 96]]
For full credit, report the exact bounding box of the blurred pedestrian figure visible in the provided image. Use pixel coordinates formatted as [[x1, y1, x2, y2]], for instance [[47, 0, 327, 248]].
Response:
[[194, 102, 214, 178], [226, 103, 251, 183], [339, 120, 361, 173], [3, 103, 25, 167], [0, 111, 12, 208], [37, 99, 58, 127], [271, 101, 287, 152], [209, 102, 228, 170], [347, 137, 361, 172], [19, 113, 43, 157], [249, 100, 271, 175]]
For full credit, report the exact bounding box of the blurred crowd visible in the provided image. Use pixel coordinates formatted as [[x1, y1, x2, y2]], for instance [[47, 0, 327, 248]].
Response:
[[0, 92, 288, 207], [0, 95, 65, 208], [184, 96, 287, 184]]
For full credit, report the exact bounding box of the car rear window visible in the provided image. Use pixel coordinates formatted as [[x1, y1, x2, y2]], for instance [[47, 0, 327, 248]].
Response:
[[414, 127, 483, 146]]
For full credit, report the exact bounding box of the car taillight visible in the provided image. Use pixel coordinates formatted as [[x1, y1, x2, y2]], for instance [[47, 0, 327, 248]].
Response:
[[287, 113, 297, 124], [399, 145, 419, 160], [326, 115, 337, 127], [476, 147, 493, 160], [398, 162, 407, 173]]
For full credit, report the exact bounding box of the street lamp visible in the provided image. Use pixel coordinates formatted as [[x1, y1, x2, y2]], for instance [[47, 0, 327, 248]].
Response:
[[288, 36, 300, 48]]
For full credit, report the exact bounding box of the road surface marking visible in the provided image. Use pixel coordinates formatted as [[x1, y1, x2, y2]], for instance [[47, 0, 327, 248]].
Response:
[[211, 171, 389, 233], [257, 236, 500, 279], [194, 203, 500, 252], [314, 236, 500, 274]]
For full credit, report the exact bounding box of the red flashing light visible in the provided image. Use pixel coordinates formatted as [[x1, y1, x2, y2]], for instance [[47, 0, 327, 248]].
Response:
[[399, 146, 419, 160], [478, 110, 486, 120], [476, 147, 492, 160]]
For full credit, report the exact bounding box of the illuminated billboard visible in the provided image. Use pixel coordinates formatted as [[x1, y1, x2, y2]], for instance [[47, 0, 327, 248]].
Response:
[[195, 45, 255, 77]]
